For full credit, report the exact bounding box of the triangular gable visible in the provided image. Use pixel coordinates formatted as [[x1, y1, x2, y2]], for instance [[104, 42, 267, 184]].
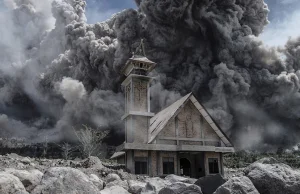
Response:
[[148, 93, 233, 147], [148, 93, 192, 143]]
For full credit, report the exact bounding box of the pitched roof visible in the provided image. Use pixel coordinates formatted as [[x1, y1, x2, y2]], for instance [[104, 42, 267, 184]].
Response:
[[128, 55, 155, 64], [110, 151, 125, 159], [148, 93, 233, 147], [130, 39, 155, 64]]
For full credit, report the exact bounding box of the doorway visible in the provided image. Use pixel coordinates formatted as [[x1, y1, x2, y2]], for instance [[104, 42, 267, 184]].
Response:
[[180, 158, 191, 177]]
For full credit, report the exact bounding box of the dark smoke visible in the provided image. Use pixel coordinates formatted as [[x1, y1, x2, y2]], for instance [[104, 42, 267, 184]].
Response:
[[0, 0, 300, 150]]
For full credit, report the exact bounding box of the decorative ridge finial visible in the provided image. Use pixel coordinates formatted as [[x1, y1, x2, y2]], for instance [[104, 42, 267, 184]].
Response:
[[134, 39, 146, 57]]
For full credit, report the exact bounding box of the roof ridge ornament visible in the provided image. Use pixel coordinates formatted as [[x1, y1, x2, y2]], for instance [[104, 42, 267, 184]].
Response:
[[134, 39, 146, 57]]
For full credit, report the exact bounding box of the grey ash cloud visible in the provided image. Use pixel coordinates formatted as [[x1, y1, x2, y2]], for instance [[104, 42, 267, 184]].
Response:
[[0, 0, 300, 150]]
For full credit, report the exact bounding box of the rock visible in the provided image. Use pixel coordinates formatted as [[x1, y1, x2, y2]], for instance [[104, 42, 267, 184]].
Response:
[[89, 174, 104, 190], [7, 153, 22, 160], [81, 156, 103, 169], [213, 176, 259, 194], [194, 174, 226, 194], [165, 174, 197, 184], [244, 158, 300, 194], [31, 167, 100, 194], [106, 173, 121, 183], [17, 162, 25, 169], [0, 172, 28, 194], [128, 180, 147, 194], [100, 185, 130, 194], [256, 157, 278, 164], [159, 182, 203, 194], [5, 169, 43, 192], [141, 177, 172, 194], [106, 180, 129, 191], [30, 163, 36, 167], [21, 157, 31, 165]]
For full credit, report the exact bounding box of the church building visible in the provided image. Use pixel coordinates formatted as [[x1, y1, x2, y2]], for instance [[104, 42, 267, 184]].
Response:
[[111, 40, 234, 178]]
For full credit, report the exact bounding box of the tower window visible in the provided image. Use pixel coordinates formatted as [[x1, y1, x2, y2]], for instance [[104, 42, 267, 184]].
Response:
[[163, 157, 174, 174], [208, 158, 219, 174], [135, 157, 148, 174]]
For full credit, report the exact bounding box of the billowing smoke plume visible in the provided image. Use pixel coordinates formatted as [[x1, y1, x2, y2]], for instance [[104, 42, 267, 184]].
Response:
[[0, 0, 300, 150]]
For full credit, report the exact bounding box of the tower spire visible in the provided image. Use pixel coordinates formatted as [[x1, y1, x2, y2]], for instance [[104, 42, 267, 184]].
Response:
[[121, 39, 156, 77], [121, 39, 156, 145]]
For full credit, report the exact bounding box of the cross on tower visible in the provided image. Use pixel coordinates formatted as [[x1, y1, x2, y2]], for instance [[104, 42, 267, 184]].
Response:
[[134, 39, 146, 57]]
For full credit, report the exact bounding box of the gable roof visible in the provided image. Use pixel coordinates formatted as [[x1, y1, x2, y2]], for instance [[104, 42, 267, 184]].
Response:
[[110, 151, 125, 159], [148, 93, 233, 147]]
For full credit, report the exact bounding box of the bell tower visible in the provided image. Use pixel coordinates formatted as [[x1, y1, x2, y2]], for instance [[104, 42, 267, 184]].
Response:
[[121, 39, 156, 144]]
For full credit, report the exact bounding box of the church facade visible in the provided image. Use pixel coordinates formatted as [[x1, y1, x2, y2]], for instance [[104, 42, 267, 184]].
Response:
[[111, 40, 234, 178]]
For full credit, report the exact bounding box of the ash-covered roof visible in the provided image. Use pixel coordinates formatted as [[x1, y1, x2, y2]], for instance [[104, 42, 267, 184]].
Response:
[[110, 151, 125, 159], [128, 55, 155, 64]]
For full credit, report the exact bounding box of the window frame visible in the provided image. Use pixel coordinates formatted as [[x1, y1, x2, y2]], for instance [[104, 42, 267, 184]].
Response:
[[208, 158, 219, 174], [162, 157, 175, 175], [134, 157, 148, 175]]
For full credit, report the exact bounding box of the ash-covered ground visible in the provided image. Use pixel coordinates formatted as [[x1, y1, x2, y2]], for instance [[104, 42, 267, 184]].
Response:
[[0, 153, 299, 194]]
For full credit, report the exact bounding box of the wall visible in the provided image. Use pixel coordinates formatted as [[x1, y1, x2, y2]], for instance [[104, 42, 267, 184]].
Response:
[[203, 120, 219, 146], [177, 101, 202, 139], [126, 115, 149, 144], [126, 150, 134, 173], [133, 116, 149, 143], [150, 151, 158, 176], [126, 116, 133, 143], [132, 79, 148, 112]]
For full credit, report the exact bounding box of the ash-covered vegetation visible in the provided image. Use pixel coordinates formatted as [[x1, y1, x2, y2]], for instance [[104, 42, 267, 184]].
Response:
[[224, 148, 300, 169]]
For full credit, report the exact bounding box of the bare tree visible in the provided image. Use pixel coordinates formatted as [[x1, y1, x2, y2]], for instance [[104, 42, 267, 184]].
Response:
[[42, 136, 48, 158], [74, 125, 108, 158], [58, 142, 76, 160]]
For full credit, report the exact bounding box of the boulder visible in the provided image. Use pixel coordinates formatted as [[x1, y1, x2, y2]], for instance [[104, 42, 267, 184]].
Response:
[[31, 167, 100, 194], [194, 174, 226, 194], [128, 180, 147, 194], [100, 185, 130, 194], [165, 174, 197, 184], [7, 153, 23, 160], [106, 173, 121, 183], [159, 182, 203, 194], [0, 172, 28, 194], [244, 158, 300, 194], [141, 177, 172, 194], [254, 157, 278, 165], [89, 174, 104, 190], [106, 179, 129, 191], [5, 169, 43, 192], [81, 156, 103, 169], [20, 157, 31, 165], [213, 176, 259, 194]]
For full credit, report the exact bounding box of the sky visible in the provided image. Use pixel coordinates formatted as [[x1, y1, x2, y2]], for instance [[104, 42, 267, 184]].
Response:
[[85, 0, 136, 23], [85, 0, 300, 47], [262, 0, 300, 46]]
